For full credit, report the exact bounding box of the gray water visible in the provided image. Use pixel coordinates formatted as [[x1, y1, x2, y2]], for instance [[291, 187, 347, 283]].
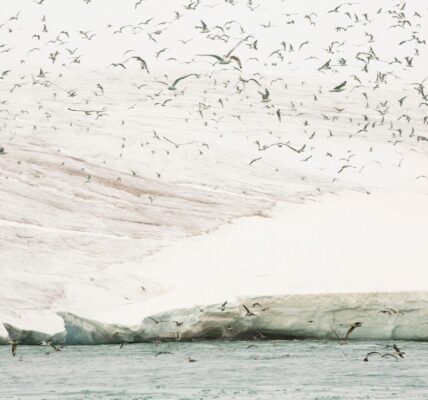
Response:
[[0, 340, 427, 399]]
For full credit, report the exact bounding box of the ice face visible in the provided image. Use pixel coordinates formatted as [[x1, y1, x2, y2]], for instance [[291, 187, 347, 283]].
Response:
[[135, 292, 428, 342], [58, 312, 136, 345], [4, 292, 427, 345], [3, 323, 66, 345]]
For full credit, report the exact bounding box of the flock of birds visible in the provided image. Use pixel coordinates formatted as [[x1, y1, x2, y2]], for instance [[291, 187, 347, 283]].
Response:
[[1, 0, 427, 183], [0, 0, 427, 358]]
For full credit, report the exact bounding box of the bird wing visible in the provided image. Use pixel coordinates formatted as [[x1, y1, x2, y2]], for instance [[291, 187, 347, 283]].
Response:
[[345, 325, 356, 339], [243, 304, 250, 313], [140, 59, 149, 72], [393, 344, 403, 356], [248, 78, 261, 86], [49, 342, 59, 351], [382, 353, 399, 359], [172, 74, 197, 87], [318, 59, 331, 70], [334, 81, 347, 90], [229, 55, 242, 69], [366, 351, 382, 356], [225, 37, 246, 58], [198, 54, 224, 62], [163, 136, 177, 146]]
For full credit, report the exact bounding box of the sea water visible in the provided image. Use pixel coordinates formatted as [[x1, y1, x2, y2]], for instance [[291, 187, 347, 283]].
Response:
[[0, 340, 427, 399]]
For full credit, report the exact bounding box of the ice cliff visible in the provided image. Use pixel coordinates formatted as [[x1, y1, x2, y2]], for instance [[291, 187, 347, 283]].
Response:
[[3, 292, 428, 345]]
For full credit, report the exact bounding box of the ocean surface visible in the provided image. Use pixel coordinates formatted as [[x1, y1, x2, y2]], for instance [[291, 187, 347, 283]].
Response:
[[0, 340, 427, 399]]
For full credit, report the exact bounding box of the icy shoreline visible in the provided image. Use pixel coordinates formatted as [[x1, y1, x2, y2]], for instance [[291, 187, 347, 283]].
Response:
[[3, 291, 428, 345]]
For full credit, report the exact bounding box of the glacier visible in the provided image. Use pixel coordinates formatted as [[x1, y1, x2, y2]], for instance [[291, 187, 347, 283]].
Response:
[[0, 0, 427, 345]]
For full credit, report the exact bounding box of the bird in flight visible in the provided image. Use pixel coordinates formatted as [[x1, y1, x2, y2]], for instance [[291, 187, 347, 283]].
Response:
[[330, 81, 347, 92], [258, 88, 270, 102], [155, 351, 173, 356], [243, 304, 256, 316], [126, 56, 149, 73], [344, 322, 363, 340], [9, 340, 19, 357], [158, 74, 199, 90], [198, 38, 248, 69]]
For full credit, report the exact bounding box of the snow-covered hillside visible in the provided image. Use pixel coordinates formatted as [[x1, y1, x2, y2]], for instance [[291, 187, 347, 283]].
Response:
[[0, 0, 427, 343]]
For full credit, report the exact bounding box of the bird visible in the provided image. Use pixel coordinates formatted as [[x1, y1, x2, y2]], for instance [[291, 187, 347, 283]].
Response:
[[393, 344, 405, 358], [344, 322, 363, 340], [198, 38, 247, 69], [149, 317, 165, 324], [195, 20, 209, 33], [127, 56, 149, 73], [363, 351, 382, 361], [328, 4, 344, 13], [0, 70, 11, 79], [243, 304, 256, 316], [155, 99, 173, 107], [258, 88, 270, 102], [188, 357, 197, 362], [337, 165, 355, 174], [163, 136, 195, 148], [318, 59, 331, 71], [155, 351, 172, 356], [158, 74, 199, 90], [134, 0, 144, 9], [382, 353, 399, 360], [198, 53, 242, 69], [46, 342, 63, 352], [330, 81, 347, 92], [249, 157, 262, 166], [110, 63, 126, 69], [9, 340, 19, 357]]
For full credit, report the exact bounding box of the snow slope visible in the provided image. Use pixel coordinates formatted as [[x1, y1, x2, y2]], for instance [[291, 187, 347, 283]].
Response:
[[0, 0, 427, 343]]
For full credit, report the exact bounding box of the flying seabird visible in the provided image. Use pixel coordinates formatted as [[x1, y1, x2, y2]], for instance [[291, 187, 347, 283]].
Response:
[[344, 322, 363, 340], [9, 340, 19, 357], [198, 38, 248, 69], [330, 81, 347, 92], [157, 74, 199, 90], [243, 304, 256, 316], [258, 88, 270, 102], [155, 351, 173, 356]]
